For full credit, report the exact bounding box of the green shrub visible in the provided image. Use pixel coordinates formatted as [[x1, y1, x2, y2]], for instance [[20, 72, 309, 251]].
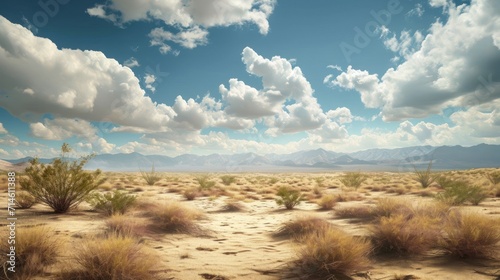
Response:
[[339, 172, 367, 190], [140, 164, 161, 186], [87, 190, 136, 216], [195, 175, 216, 190], [220, 175, 236, 186], [275, 186, 303, 210], [435, 180, 487, 205], [413, 161, 438, 188], [20, 144, 104, 213]]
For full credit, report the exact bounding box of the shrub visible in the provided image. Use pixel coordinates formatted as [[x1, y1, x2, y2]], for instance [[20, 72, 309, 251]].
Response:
[[339, 172, 367, 190], [183, 188, 199, 200], [14, 191, 37, 209], [195, 175, 216, 190], [370, 213, 441, 255], [268, 177, 279, 185], [1, 226, 61, 280], [317, 194, 337, 210], [412, 161, 438, 188], [273, 216, 333, 240], [140, 163, 161, 186], [220, 200, 246, 212], [20, 144, 105, 213], [435, 180, 487, 205], [105, 215, 150, 239], [485, 171, 500, 185], [275, 186, 303, 210], [374, 197, 414, 218], [220, 175, 236, 186], [439, 211, 500, 258], [87, 190, 136, 216], [63, 235, 157, 280], [294, 227, 371, 278], [149, 202, 205, 234]]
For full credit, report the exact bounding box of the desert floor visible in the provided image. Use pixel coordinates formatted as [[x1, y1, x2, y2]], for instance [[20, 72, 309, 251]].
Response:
[[1, 168, 500, 280]]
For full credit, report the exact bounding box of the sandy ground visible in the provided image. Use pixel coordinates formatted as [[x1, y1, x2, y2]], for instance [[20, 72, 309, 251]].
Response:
[[1, 170, 499, 280]]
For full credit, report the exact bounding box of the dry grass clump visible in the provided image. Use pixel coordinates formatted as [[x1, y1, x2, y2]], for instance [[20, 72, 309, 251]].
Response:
[[219, 199, 246, 212], [439, 210, 500, 258], [273, 216, 333, 240], [1, 226, 61, 280], [183, 187, 199, 200], [374, 197, 414, 218], [14, 191, 37, 209], [220, 175, 237, 186], [334, 205, 377, 221], [317, 194, 337, 210], [61, 235, 157, 280], [105, 215, 150, 239], [339, 172, 367, 190], [294, 227, 372, 278], [148, 202, 205, 234], [370, 213, 441, 255]]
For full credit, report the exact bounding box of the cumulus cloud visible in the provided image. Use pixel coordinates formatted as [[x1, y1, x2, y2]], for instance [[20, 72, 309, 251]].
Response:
[[144, 74, 156, 93], [123, 57, 139, 68], [327, 0, 500, 121], [0, 123, 7, 134], [88, 0, 275, 53], [0, 16, 171, 131], [30, 118, 97, 140]]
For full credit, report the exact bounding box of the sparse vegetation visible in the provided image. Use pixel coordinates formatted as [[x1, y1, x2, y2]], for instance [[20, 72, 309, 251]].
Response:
[[439, 210, 500, 258], [275, 186, 303, 210], [62, 235, 157, 280], [87, 190, 136, 215], [220, 175, 236, 186], [485, 171, 500, 185], [317, 194, 337, 210], [183, 187, 199, 200], [435, 180, 487, 205], [334, 205, 377, 221], [294, 227, 372, 278], [273, 216, 333, 239], [105, 215, 149, 238], [339, 172, 367, 190], [20, 143, 105, 213], [413, 161, 438, 188], [14, 191, 37, 209], [140, 163, 161, 186], [1, 226, 61, 280], [195, 175, 216, 190], [149, 202, 205, 234]]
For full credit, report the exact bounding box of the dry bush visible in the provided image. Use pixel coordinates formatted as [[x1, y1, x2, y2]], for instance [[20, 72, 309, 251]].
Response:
[[61, 235, 157, 280], [275, 186, 303, 210], [335, 191, 364, 202], [374, 197, 414, 218], [370, 213, 441, 255], [1, 226, 61, 280], [294, 227, 372, 278], [317, 194, 337, 210], [148, 202, 205, 234], [87, 190, 136, 216], [14, 191, 37, 209], [273, 216, 333, 240], [485, 171, 500, 185], [220, 200, 246, 212], [439, 211, 500, 258], [183, 187, 199, 200], [105, 215, 150, 238], [339, 172, 367, 190], [220, 175, 237, 186], [334, 205, 377, 221], [195, 175, 216, 190]]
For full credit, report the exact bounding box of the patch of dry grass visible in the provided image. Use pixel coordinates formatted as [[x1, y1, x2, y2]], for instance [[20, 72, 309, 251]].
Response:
[[273, 216, 333, 240], [294, 227, 372, 278], [334, 205, 377, 221], [317, 194, 337, 210], [105, 215, 151, 239], [148, 202, 205, 234], [1, 226, 61, 280]]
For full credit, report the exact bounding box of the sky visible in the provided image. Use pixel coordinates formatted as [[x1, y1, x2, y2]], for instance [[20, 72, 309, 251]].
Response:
[[0, 0, 499, 159]]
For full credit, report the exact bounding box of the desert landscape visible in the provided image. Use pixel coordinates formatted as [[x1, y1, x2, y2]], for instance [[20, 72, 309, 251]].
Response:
[[1, 163, 500, 280]]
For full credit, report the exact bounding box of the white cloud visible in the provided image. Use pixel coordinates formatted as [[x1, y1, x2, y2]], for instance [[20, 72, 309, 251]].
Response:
[[30, 118, 96, 140], [144, 73, 156, 93], [407, 3, 425, 17], [0, 16, 172, 131], [0, 123, 7, 134], [149, 26, 208, 54], [123, 57, 139, 68], [328, 0, 500, 121]]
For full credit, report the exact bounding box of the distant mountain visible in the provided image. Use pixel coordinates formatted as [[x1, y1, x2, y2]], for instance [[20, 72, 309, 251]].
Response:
[[2, 144, 499, 172]]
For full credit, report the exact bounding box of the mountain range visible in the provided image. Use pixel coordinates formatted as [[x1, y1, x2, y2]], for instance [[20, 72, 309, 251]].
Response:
[[2, 144, 499, 172]]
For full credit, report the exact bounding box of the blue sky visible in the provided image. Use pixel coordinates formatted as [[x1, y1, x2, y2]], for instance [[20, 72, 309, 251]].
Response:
[[0, 0, 498, 159]]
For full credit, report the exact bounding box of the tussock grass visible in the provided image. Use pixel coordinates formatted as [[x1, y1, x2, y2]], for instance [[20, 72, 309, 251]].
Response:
[[140, 164, 162, 186], [375, 197, 414, 218], [183, 187, 199, 200], [413, 161, 438, 188], [294, 227, 372, 278], [334, 205, 377, 221], [439, 211, 500, 258], [105, 215, 150, 239], [1, 226, 61, 280], [273, 216, 333, 240], [61, 235, 157, 280], [148, 202, 205, 234], [220, 200, 246, 212], [317, 194, 337, 210]]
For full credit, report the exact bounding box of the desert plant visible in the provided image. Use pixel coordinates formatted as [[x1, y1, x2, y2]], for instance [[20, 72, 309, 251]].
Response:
[[370, 213, 440, 255], [275, 186, 303, 210], [439, 211, 500, 258], [485, 171, 500, 185], [435, 180, 486, 205], [317, 194, 337, 210], [20, 144, 105, 213], [105, 215, 149, 239], [195, 175, 216, 190], [14, 191, 37, 209], [412, 161, 438, 188], [149, 202, 205, 234], [294, 227, 371, 278], [220, 175, 236, 186], [268, 177, 279, 185], [1, 226, 61, 280], [334, 205, 377, 221], [339, 172, 367, 190], [183, 188, 199, 200], [63, 235, 156, 280], [273, 216, 333, 240], [140, 163, 161, 186], [220, 199, 246, 212], [87, 190, 136, 215]]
